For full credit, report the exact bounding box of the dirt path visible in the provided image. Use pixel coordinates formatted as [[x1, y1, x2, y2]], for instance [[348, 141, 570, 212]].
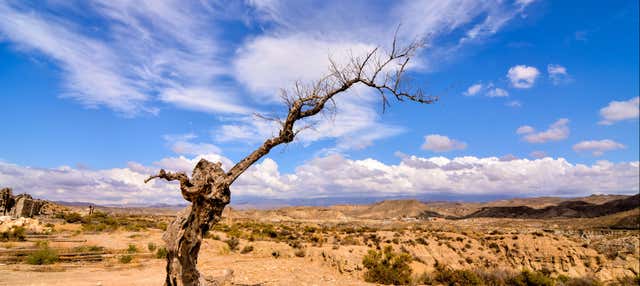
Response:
[[0, 255, 369, 286]]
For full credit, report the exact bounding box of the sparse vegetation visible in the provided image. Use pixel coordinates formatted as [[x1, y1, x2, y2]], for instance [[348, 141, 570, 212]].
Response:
[[240, 245, 254, 254], [155, 247, 168, 259], [362, 246, 413, 285], [0, 226, 26, 242], [119, 255, 133, 264], [225, 237, 239, 252], [26, 241, 58, 265]]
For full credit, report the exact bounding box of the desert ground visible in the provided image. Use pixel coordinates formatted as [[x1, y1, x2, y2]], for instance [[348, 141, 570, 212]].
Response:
[[0, 197, 638, 286]]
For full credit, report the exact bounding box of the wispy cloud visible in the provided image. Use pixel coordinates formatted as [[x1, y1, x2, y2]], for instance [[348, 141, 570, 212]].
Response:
[[547, 64, 571, 85], [0, 0, 535, 151], [573, 139, 626, 156]]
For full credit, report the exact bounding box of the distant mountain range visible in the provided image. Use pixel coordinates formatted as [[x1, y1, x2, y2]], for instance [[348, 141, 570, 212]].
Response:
[[459, 194, 639, 219]]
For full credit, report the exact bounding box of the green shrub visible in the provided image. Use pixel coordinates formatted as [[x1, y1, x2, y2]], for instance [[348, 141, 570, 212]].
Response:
[[63, 212, 83, 223], [0, 226, 26, 242], [72, 245, 104, 252], [119, 255, 133, 264], [81, 211, 119, 232], [362, 246, 413, 285], [240, 245, 254, 254], [432, 263, 483, 286], [147, 242, 157, 252], [126, 244, 138, 253], [155, 247, 168, 259], [509, 269, 554, 286], [26, 242, 58, 265], [225, 237, 239, 252]]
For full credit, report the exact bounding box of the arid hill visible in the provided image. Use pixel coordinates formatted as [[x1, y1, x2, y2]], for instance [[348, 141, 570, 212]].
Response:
[[462, 194, 639, 219], [224, 194, 638, 224]]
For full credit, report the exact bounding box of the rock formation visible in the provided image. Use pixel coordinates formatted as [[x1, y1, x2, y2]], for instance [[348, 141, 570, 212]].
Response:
[[0, 188, 52, 218]]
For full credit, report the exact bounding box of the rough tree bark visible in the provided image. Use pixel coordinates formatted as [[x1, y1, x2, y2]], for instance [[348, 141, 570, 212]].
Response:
[[145, 34, 436, 286]]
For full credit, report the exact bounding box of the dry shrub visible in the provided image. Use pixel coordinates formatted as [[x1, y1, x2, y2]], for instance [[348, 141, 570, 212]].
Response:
[[362, 246, 412, 285]]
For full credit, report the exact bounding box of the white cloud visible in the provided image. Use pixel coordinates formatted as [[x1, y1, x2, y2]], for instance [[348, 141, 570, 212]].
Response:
[[0, 1, 244, 115], [516, 125, 535, 134], [547, 64, 570, 85], [1, 154, 637, 204], [422, 135, 467, 152], [163, 134, 222, 156], [463, 84, 483, 96], [598, 97, 639, 125], [159, 87, 252, 115], [573, 139, 626, 156], [517, 118, 570, 143], [487, 87, 509, 97], [507, 65, 540, 88]]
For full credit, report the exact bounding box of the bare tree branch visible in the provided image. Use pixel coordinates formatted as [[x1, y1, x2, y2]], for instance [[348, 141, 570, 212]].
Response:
[[225, 34, 437, 185]]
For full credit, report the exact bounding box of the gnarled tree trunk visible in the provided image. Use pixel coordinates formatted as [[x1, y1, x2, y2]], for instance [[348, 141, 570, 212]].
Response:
[[147, 160, 232, 286]]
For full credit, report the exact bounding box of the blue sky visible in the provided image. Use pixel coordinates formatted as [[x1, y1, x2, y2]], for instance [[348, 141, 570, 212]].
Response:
[[0, 0, 638, 205]]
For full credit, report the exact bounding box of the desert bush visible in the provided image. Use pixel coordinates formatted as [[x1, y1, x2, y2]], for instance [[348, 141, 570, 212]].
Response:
[[72, 245, 104, 252], [119, 254, 133, 264], [147, 242, 156, 252], [26, 242, 58, 265], [127, 244, 138, 253], [240, 245, 254, 254], [81, 211, 118, 232], [62, 212, 83, 223], [155, 247, 168, 259], [0, 226, 26, 242], [508, 269, 554, 286], [362, 246, 413, 285], [431, 263, 483, 286], [225, 237, 239, 252]]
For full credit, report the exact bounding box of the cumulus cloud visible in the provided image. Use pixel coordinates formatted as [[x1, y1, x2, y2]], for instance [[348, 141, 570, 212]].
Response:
[[507, 65, 540, 88], [573, 139, 626, 156], [1, 154, 637, 204], [463, 84, 483, 96], [598, 97, 639, 125], [517, 118, 570, 143], [422, 135, 467, 152], [547, 64, 570, 85]]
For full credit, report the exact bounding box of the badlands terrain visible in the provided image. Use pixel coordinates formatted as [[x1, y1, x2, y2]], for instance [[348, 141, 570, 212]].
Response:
[[0, 194, 638, 285]]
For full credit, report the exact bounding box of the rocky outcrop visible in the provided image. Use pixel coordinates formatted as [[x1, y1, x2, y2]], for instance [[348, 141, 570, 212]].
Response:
[[0, 188, 56, 218]]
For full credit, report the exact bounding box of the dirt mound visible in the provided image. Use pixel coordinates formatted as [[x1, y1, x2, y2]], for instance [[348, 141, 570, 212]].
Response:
[[338, 199, 430, 219]]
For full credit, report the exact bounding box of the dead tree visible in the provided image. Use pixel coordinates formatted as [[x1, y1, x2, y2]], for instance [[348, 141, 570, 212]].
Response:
[[145, 35, 436, 286]]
